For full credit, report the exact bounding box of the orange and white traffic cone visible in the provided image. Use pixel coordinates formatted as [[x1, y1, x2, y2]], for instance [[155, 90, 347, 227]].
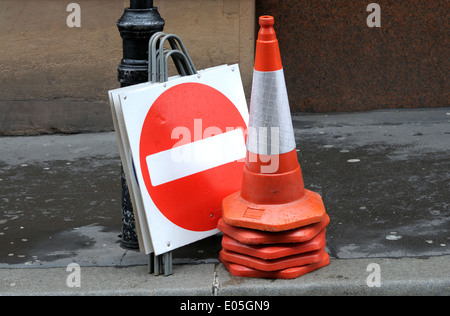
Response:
[[222, 16, 327, 232], [219, 16, 330, 279]]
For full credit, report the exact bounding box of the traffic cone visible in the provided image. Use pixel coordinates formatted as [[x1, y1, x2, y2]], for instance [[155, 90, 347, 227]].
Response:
[[222, 15, 327, 232], [219, 16, 330, 279]]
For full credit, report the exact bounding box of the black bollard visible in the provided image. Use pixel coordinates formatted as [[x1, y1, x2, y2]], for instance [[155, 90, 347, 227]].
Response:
[[117, 0, 165, 249]]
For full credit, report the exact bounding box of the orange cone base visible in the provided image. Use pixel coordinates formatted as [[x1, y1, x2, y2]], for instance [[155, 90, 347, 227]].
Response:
[[220, 247, 326, 272], [217, 215, 329, 245], [222, 189, 327, 232], [221, 229, 326, 260], [220, 252, 330, 279]]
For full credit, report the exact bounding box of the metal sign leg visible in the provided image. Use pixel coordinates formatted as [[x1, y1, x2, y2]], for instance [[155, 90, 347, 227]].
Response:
[[146, 31, 197, 277]]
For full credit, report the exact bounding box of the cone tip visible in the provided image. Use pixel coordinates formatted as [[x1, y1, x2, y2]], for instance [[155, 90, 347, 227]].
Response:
[[259, 15, 274, 27], [255, 15, 282, 71]]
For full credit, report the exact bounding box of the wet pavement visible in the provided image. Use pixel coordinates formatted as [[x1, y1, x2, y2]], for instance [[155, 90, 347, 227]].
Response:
[[0, 108, 449, 295], [0, 131, 226, 268], [0, 134, 125, 267], [293, 109, 450, 259]]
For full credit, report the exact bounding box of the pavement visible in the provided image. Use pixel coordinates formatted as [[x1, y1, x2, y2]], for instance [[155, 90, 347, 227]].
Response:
[[0, 107, 449, 296]]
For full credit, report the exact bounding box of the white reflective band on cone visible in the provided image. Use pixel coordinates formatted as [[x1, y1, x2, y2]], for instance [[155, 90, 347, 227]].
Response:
[[247, 69, 296, 155]]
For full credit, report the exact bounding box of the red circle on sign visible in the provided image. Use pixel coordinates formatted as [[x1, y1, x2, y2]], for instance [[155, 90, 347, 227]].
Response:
[[139, 83, 247, 232]]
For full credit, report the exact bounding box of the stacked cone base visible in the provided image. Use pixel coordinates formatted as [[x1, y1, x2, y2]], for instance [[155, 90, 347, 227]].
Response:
[[218, 217, 330, 279], [221, 229, 326, 260], [220, 248, 326, 271], [220, 252, 330, 280], [217, 215, 329, 245]]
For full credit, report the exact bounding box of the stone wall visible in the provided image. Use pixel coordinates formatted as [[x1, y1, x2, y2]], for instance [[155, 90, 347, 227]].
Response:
[[0, 0, 255, 135], [256, 0, 449, 112]]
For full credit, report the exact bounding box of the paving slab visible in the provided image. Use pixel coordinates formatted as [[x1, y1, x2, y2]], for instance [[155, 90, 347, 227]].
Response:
[[216, 256, 450, 296], [0, 264, 216, 296]]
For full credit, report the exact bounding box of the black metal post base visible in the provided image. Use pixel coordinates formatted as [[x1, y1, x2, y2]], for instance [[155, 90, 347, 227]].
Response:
[[117, 0, 165, 249], [120, 167, 139, 249]]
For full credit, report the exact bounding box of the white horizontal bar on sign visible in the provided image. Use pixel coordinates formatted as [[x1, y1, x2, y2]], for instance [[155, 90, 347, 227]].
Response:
[[146, 129, 246, 187]]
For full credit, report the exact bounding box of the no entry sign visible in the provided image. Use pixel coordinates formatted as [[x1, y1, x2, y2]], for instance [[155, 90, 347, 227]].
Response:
[[119, 65, 248, 255]]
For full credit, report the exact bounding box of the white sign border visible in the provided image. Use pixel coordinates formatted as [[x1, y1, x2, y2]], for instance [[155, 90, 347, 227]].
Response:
[[118, 64, 249, 255]]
